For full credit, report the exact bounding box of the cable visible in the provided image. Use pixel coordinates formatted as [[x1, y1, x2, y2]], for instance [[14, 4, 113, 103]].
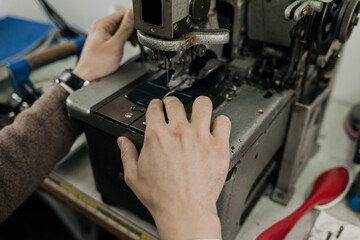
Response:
[[36, 0, 83, 38]]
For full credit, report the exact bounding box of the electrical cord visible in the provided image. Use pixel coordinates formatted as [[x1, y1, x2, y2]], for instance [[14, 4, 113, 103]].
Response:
[[36, 0, 83, 38]]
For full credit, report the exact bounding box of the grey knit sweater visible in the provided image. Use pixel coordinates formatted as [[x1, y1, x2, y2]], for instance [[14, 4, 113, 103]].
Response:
[[0, 84, 82, 223]]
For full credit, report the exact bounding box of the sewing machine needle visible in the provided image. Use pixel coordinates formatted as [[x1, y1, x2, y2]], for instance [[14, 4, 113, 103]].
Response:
[[164, 57, 170, 82]]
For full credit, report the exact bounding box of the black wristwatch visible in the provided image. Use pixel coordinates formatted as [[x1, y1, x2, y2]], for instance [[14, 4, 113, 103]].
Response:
[[56, 69, 85, 94]]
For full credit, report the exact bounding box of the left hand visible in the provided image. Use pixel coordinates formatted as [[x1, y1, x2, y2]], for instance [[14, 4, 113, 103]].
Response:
[[73, 9, 136, 81]]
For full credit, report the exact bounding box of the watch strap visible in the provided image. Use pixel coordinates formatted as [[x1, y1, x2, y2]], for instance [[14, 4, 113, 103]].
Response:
[[56, 69, 85, 93]]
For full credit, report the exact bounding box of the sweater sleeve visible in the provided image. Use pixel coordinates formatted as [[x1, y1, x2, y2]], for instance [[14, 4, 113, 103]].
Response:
[[0, 84, 82, 223]]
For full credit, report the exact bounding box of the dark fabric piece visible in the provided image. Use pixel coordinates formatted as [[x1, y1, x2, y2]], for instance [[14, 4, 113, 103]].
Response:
[[0, 84, 82, 223], [126, 58, 222, 106]]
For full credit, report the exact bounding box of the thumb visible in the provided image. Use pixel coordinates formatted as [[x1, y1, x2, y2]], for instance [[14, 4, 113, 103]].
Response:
[[113, 9, 135, 46], [117, 137, 138, 185]]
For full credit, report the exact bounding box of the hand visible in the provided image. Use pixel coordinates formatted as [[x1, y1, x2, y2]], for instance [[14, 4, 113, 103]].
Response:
[[118, 96, 231, 239], [73, 9, 136, 81]]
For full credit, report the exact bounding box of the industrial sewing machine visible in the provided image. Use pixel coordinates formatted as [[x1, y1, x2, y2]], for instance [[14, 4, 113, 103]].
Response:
[[67, 0, 359, 239]]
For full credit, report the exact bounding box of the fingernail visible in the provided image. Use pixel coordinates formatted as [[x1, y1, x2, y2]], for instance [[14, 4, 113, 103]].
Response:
[[125, 9, 134, 22], [150, 98, 162, 104]]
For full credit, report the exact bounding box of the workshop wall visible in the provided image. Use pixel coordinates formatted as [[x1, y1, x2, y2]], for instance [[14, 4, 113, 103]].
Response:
[[3, 0, 133, 31]]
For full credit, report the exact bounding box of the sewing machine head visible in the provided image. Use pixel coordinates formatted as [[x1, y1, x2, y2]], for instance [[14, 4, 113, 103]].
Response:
[[133, 0, 230, 91], [132, 0, 359, 99]]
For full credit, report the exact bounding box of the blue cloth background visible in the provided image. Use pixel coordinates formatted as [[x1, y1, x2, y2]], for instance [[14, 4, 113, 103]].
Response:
[[0, 16, 55, 65]]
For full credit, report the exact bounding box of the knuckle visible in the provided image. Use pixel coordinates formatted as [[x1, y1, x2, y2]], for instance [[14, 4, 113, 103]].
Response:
[[173, 122, 191, 137], [124, 173, 133, 186], [91, 19, 103, 30], [145, 123, 164, 138]]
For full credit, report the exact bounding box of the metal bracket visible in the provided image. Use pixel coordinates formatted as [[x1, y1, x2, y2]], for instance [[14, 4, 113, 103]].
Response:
[[137, 29, 230, 52], [285, 0, 333, 21]]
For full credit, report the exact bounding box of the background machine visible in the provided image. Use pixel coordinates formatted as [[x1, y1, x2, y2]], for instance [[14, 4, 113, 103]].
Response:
[[67, 0, 359, 239]]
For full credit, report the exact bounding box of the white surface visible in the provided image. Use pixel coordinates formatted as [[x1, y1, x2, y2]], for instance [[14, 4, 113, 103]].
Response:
[[0, 0, 7, 19], [331, 24, 360, 105], [3, 0, 133, 31], [308, 211, 360, 240]]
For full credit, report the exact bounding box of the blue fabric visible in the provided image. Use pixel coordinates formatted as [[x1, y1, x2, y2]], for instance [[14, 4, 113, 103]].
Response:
[[73, 36, 86, 55], [349, 194, 360, 212], [7, 59, 33, 97], [0, 16, 55, 66]]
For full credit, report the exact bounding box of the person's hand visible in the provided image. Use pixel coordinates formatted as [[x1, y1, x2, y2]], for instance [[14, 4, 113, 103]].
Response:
[[73, 9, 136, 81], [117, 96, 231, 239]]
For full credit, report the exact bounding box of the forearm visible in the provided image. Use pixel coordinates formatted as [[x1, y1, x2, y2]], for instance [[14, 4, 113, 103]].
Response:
[[0, 84, 82, 222], [150, 198, 222, 240], [154, 207, 222, 240]]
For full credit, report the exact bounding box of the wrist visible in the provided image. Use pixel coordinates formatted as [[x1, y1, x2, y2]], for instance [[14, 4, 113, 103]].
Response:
[[56, 69, 85, 94], [153, 205, 222, 240], [73, 65, 93, 82]]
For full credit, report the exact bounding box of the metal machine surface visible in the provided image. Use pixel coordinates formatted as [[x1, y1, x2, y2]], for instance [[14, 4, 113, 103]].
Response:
[[67, 0, 359, 239]]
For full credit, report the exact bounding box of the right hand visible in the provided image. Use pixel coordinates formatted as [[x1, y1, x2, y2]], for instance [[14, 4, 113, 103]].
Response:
[[118, 96, 231, 239]]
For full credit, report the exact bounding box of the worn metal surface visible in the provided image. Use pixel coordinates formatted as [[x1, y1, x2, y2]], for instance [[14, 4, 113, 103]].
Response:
[[217, 0, 247, 58], [137, 29, 230, 51], [67, 57, 156, 125], [236, 99, 360, 240], [215, 86, 295, 239], [133, 0, 190, 39], [285, 0, 327, 21], [67, 58, 295, 239], [272, 86, 331, 205], [247, 0, 295, 47]]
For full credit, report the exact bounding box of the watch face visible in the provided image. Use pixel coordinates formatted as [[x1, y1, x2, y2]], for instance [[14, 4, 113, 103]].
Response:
[[61, 71, 72, 80], [59, 70, 84, 91]]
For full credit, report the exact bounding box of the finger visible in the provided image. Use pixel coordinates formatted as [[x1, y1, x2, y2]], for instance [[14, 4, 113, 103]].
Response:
[[117, 137, 139, 185], [130, 32, 138, 46], [211, 115, 231, 141], [146, 99, 166, 127], [92, 9, 126, 33], [113, 9, 135, 46], [190, 96, 213, 132], [163, 96, 188, 123]]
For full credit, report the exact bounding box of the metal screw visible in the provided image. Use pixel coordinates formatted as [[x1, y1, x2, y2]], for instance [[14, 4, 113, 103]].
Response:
[[130, 106, 145, 113], [195, 45, 206, 57], [124, 113, 133, 119], [186, 17, 191, 24], [225, 93, 233, 101], [173, 24, 178, 31], [143, 121, 146, 126]]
